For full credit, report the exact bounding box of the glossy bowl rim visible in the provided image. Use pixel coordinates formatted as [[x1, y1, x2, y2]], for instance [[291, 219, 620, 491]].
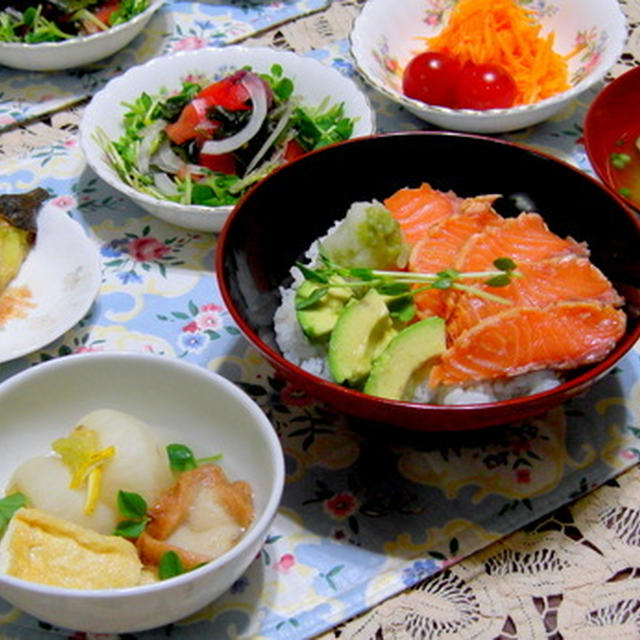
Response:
[[216, 130, 640, 427]]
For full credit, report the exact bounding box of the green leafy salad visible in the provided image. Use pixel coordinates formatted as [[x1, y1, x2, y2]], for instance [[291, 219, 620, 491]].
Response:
[[0, 0, 149, 42], [94, 64, 358, 208]]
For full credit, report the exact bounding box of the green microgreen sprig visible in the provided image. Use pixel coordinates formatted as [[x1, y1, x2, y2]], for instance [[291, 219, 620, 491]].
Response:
[[113, 490, 149, 538], [295, 248, 519, 318], [0, 492, 26, 534], [158, 550, 185, 580], [166, 444, 222, 473]]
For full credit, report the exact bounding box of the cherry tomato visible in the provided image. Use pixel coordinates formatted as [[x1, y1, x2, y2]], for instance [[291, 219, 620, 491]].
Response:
[[164, 102, 207, 145], [402, 52, 461, 107], [453, 63, 517, 110]]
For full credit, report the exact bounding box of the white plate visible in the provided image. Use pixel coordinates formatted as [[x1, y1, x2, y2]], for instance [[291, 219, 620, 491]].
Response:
[[0, 203, 102, 362]]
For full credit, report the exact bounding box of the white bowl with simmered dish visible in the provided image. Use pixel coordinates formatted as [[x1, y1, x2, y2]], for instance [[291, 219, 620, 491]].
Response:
[[0, 352, 284, 633]]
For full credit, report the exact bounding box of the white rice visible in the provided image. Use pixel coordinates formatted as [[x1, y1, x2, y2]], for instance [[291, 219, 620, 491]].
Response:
[[273, 216, 562, 406]]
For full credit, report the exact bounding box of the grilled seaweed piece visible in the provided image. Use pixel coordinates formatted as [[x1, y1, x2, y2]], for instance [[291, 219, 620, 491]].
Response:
[[0, 187, 49, 293]]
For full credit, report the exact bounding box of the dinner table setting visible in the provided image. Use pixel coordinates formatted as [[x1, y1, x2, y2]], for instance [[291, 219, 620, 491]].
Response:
[[1, 0, 640, 638]]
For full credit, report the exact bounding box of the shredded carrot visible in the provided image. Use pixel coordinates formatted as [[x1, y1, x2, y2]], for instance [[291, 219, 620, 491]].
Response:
[[424, 0, 572, 105]]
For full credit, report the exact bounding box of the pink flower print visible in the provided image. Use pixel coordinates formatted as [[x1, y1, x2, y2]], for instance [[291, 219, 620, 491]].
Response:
[[516, 469, 531, 484], [0, 115, 15, 126], [74, 346, 104, 354], [274, 553, 295, 572], [126, 237, 170, 262], [173, 36, 207, 52], [195, 310, 222, 332], [200, 303, 222, 312], [51, 195, 76, 210], [425, 13, 440, 26], [583, 52, 600, 75], [385, 58, 398, 72], [183, 321, 199, 333], [324, 493, 358, 520], [575, 32, 588, 47], [63, 138, 77, 148]]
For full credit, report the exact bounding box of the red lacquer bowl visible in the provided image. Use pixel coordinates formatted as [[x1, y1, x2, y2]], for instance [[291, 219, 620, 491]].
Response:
[[216, 132, 640, 432], [584, 65, 640, 212]]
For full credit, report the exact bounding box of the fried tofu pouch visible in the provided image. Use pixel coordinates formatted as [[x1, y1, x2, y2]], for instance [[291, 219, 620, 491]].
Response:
[[0, 507, 142, 589], [137, 464, 253, 571]]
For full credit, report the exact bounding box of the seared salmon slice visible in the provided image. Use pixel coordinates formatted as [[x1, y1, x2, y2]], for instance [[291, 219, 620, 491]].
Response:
[[429, 301, 626, 387], [383, 182, 462, 246], [447, 255, 625, 340], [409, 198, 502, 318], [454, 212, 588, 273]]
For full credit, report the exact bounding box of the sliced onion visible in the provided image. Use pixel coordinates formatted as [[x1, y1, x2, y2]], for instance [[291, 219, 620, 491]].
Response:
[[200, 73, 268, 155], [137, 120, 168, 175], [151, 139, 186, 174], [191, 98, 209, 118], [185, 163, 208, 177], [243, 101, 295, 176], [152, 172, 179, 197]]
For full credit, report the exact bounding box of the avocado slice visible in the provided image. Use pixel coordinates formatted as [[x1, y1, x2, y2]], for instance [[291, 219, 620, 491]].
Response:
[[295, 276, 353, 341], [328, 288, 397, 387], [364, 316, 446, 401]]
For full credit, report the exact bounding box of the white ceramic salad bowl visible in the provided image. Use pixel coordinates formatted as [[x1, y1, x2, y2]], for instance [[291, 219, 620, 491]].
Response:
[[79, 46, 376, 233], [0, 0, 164, 71], [0, 352, 285, 632], [349, 0, 627, 134]]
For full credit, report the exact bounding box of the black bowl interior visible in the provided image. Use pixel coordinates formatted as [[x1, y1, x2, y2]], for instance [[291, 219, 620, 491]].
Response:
[[221, 132, 640, 348], [218, 132, 640, 433]]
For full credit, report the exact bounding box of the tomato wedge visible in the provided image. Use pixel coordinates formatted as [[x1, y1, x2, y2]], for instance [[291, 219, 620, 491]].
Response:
[[198, 152, 237, 175], [165, 72, 254, 145], [196, 71, 251, 111], [93, 0, 120, 25], [283, 139, 306, 162], [165, 101, 208, 145]]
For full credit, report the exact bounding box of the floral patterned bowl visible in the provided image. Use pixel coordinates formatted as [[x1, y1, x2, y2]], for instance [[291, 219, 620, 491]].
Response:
[[0, 0, 164, 71], [349, 0, 626, 134], [79, 46, 375, 233]]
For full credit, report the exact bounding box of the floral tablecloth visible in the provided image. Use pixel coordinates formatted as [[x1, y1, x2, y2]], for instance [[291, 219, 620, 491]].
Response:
[[2, 3, 640, 640]]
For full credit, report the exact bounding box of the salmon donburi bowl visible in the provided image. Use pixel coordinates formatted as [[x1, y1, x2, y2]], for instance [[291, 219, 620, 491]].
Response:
[[217, 132, 640, 431]]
